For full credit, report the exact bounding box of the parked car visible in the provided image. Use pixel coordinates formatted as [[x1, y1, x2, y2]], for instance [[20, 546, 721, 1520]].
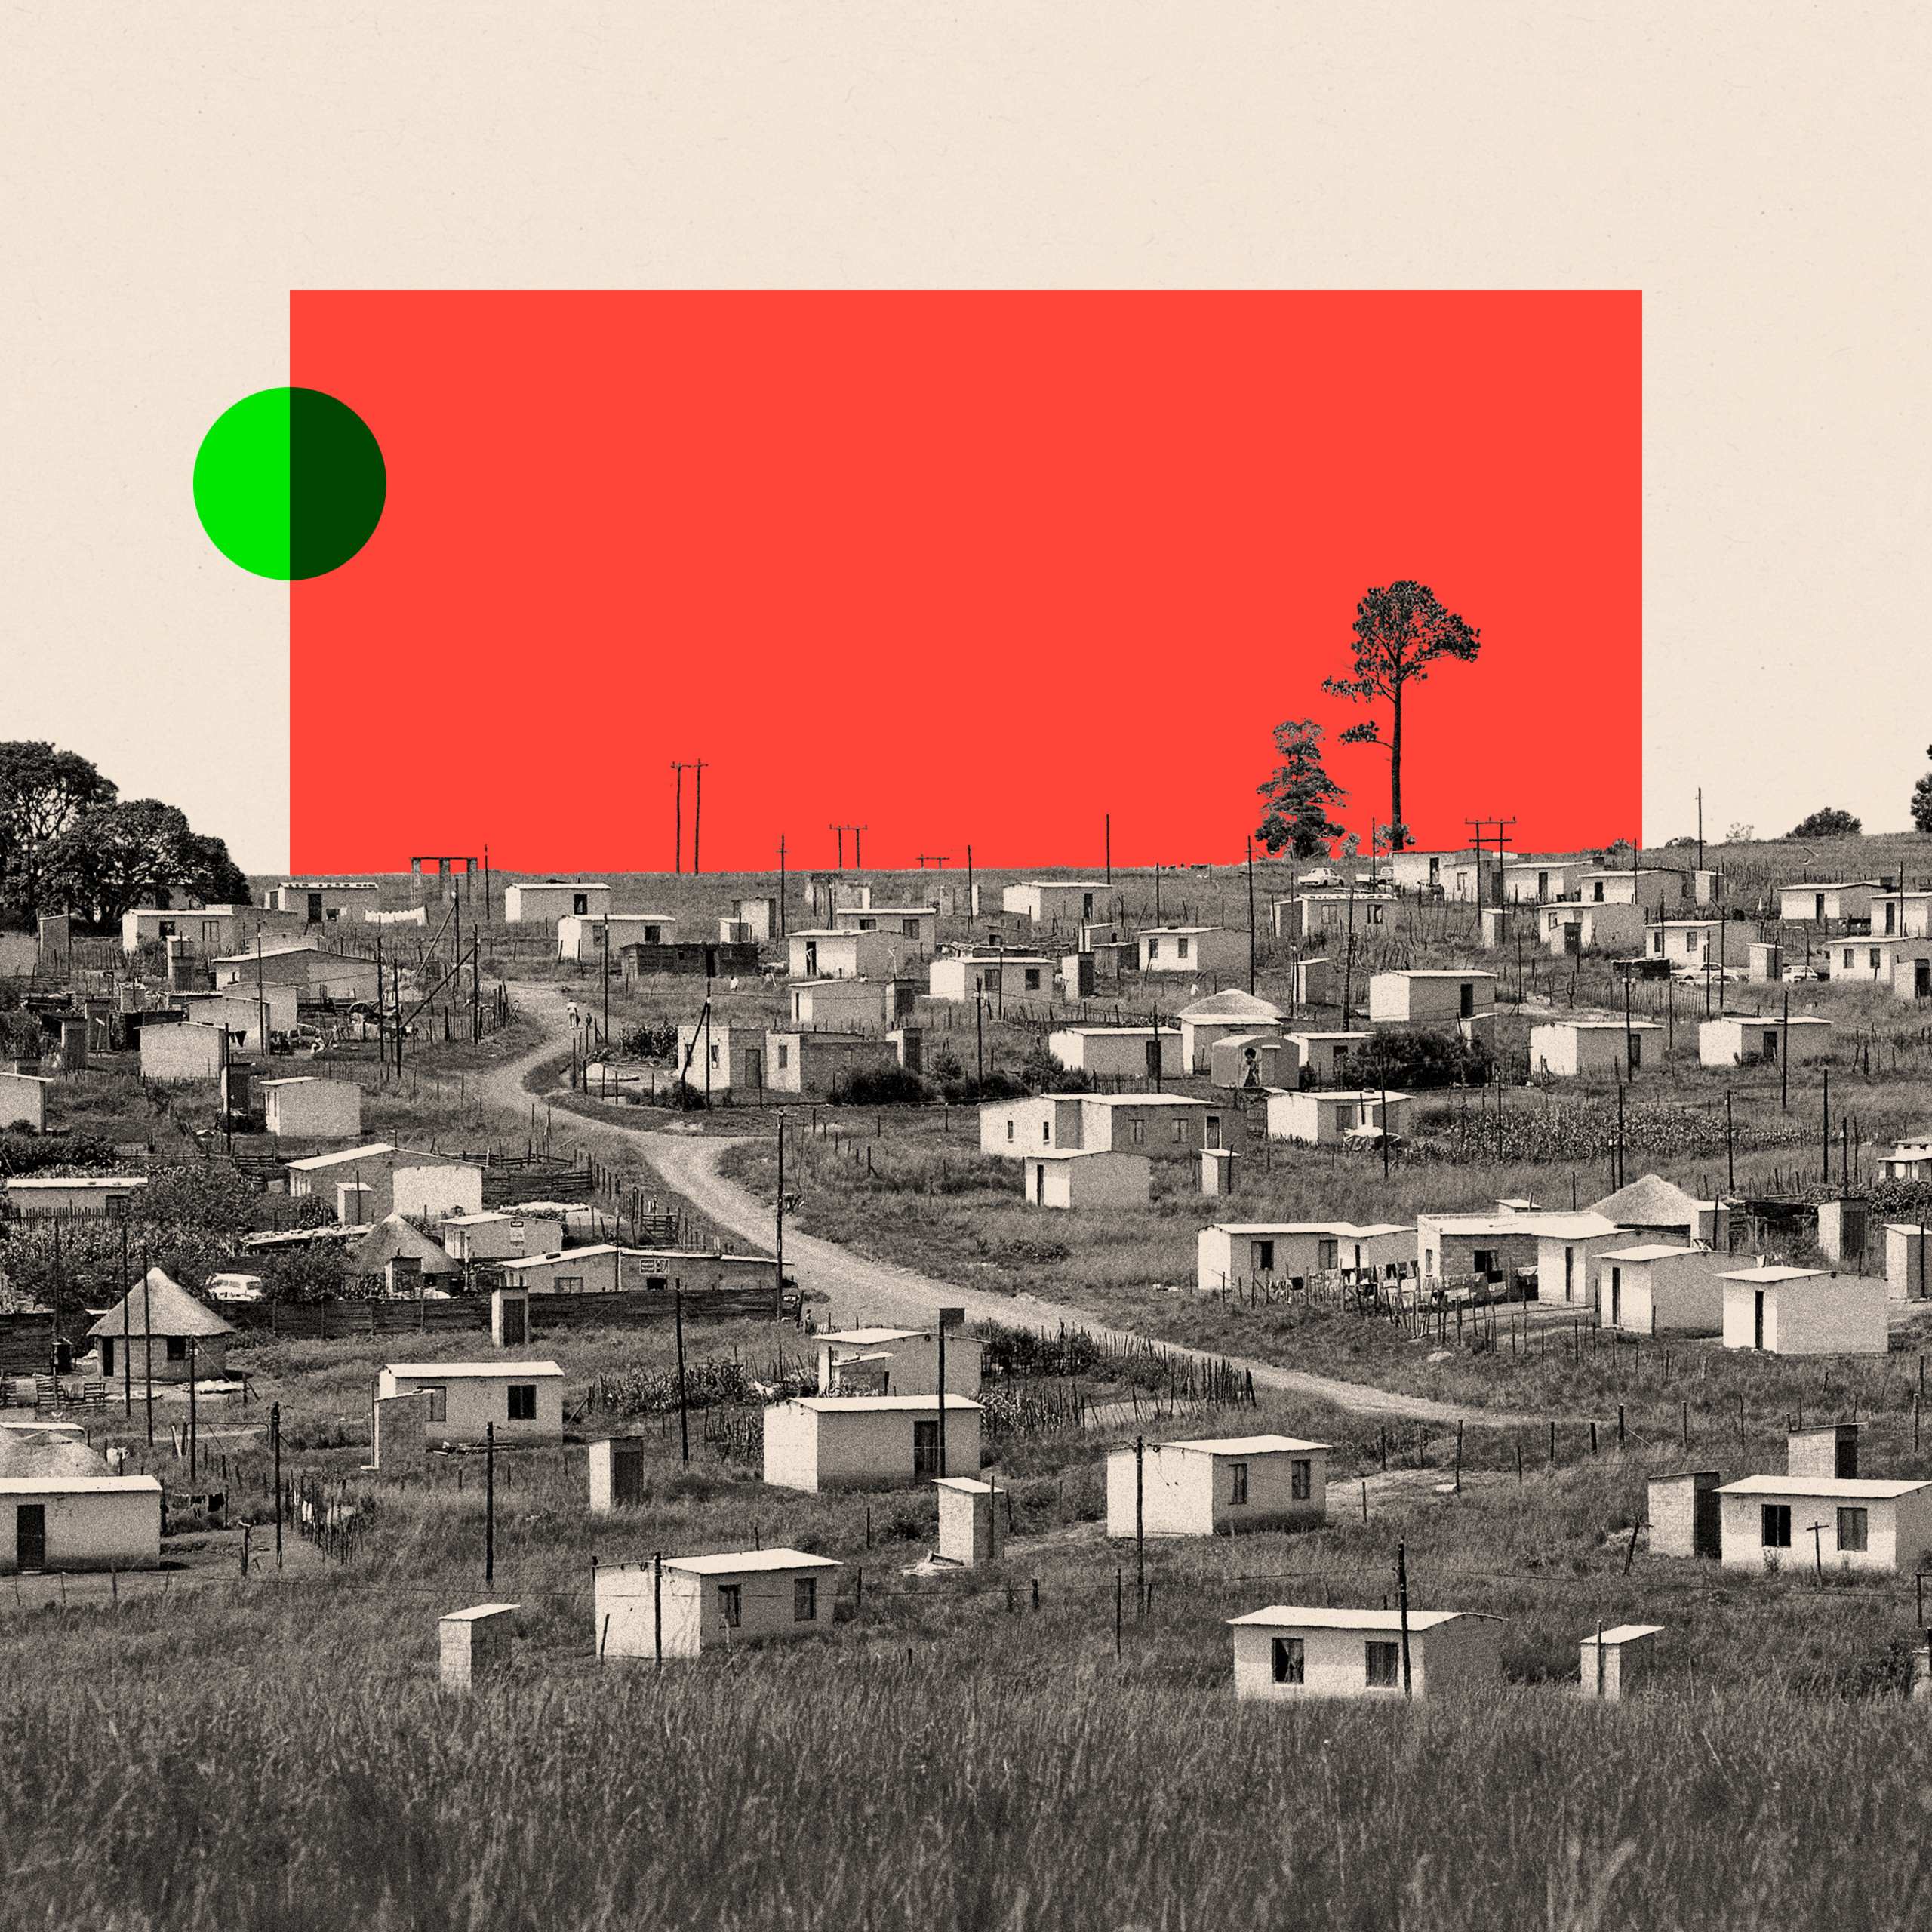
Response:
[[1297, 868, 1345, 889], [207, 1273, 266, 1304]]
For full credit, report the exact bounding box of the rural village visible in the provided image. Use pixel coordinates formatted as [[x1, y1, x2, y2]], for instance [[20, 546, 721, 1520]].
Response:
[[12, 781, 1932, 1921]]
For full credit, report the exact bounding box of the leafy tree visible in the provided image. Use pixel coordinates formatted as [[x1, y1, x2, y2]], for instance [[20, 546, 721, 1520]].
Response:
[[1724, 822, 1754, 844], [1254, 718, 1349, 859], [0, 742, 116, 921], [1354, 1026, 1494, 1091], [42, 798, 248, 925], [1788, 808, 1862, 840], [1912, 747, 1932, 834], [1321, 582, 1481, 851]]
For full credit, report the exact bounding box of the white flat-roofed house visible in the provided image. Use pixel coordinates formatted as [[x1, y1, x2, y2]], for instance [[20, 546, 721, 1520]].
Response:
[[1367, 970, 1497, 1045], [1577, 869, 1684, 909], [180, 984, 300, 1049], [1828, 938, 1910, 985], [1501, 859, 1585, 903], [1775, 882, 1878, 925], [1598, 1244, 1728, 1334], [1044, 1026, 1183, 1080], [1720, 1265, 1887, 1356], [788, 977, 917, 1032], [260, 1076, 363, 1140], [1176, 989, 1284, 1073], [210, 944, 378, 1004], [1528, 1017, 1663, 1080], [1, 1475, 162, 1574], [1718, 1475, 1932, 1576], [672, 1024, 770, 1097], [1228, 1607, 1499, 1701], [1531, 1219, 1636, 1307], [1870, 891, 1932, 940], [1540, 901, 1649, 958], [762, 1395, 983, 1493], [1078, 1094, 1228, 1155], [1417, 1211, 1620, 1288], [1289, 894, 1395, 941], [928, 952, 1054, 1001], [6, 1176, 147, 1220], [1021, 1149, 1152, 1209], [1002, 881, 1115, 924], [1196, 1222, 1415, 1293], [831, 904, 938, 949], [762, 1029, 899, 1097], [441, 1210, 568, 1265], [1284, 1032, 1370, 1084], [376, 1361, 566, 1448], [557, 913, 678, 963], [284, 1145, 483, 1223], [1385, 850, 1476, 896], [274, 881, 380, 922], [1210, 1034, 1295, 1090], [503, 883, 610, 924], [786, 930, 900, 981], [980, 1095, 1087, 1159], [815, 1328, 983, 1398], [1644, 919, 1757, 969], [1108, 1435, 1330, 1538], [1698, 1014, 1832, 1069], [1265, 1089, 1414, 1146], [595, 1548, 843, 1660], [1137, 927, 1246, 975], [1880, 1140, 1932, 1182]]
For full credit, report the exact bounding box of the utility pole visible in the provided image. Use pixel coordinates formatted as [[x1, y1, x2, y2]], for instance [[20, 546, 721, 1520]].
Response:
[[774, 1115, 786, 1322], [675, 1289, 690, 1464], [1246, 837, 1257, 995], [485, 1422, 495, 1582], [1397, 1540, 1414, 1698], [671, 762, 695, 873], [601, 912, 611, 1054], [1697, 787, 1704, 875], [1105, 814, 1112, 885], [779, 835, 786, 938], [693, 759, 706, 874]]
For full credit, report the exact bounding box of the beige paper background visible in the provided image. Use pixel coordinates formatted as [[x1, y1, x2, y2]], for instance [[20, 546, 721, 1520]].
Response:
[[5, 3, 1924, 871]]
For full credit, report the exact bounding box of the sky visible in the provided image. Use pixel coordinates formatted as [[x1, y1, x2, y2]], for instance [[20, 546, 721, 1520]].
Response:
[[5, 4, 1927, 872]]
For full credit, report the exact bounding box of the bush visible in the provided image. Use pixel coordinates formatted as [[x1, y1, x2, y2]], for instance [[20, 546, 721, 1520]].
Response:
[[839, 1067, 928, 1106], [1788, 808, 1861, 839], [940, 1072, 1029, 1104], [1354, 1026, 1494, 1091]]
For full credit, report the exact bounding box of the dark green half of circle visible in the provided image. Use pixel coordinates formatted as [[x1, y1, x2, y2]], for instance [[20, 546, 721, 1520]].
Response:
[[289, 389, 386, 580]]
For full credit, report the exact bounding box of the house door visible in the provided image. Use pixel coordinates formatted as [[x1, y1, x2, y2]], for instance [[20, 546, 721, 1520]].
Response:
[[1754, 1291, 1765, 1350], [1628, 1034, 1641, 1072], [1694, 1487, 1722, 1558], [1763, 1031, 1779, 1060], [306, 891, 323, 923], [614, 1443, 646, 1506], [15, 1504, 45, 1573], [913, 1420, 940, 1478], [804, 942, 817, 976], [1564, 1248, 1574, 1300], [1610, 1266, 1622, 1327], [1814, 894, 1826, 922], [745, 1049, 763, 1093], [1564, 923, 1582, 957], [1205, 1115, 1222, 1149], [1035, 1163, 1048, 1204], [1918, 960, 1930, 1000], [704, 947, 719, 977], [1145, 1038, 1162, 1078]]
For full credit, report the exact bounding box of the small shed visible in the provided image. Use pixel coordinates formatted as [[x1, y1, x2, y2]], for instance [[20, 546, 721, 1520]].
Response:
[[1647, 1470, 1722, 1558], [1367, 970, 1497, 1043], [1884, 1223, 1931, 1300], [1527, 1018, 1663, 1080], [376, 1361, 566, 1448], [1211, 1033, 1294, 1090], [1175, 989, 1284, 1074], [0, 1072, 50, 1132], [1021, 1149, 1152, 1210], [1698, 1014, 1833, 1069], [1045, 1026, 1183, 1080], [761, 1395, 983, 1493], [934, 1478, 1006, 1566], [260, 1077, 364, 1140], [589, 1436, 650, 1512], [88, 1269, 235, 1384], [1, 1475, 162, 1574], [1108, 1435, 1328, 1537], [439, 1604, 518, 1687], [1227, 1606, 1499, 1701], [442, 1210, 568, 1266], [503, 882, 610, 923], [1533, 1217, 1635, 1307], [1787, 1423, 1860, 1480], [1580, 1624, 1663, 1702], [1598, 1244, 1727, 1335], [595, 1549, 843, 1660], [1717, 1475, 1932, 1574], [1264, 1089, 1413, 1146], [1719, 1265, 1886, 1356]]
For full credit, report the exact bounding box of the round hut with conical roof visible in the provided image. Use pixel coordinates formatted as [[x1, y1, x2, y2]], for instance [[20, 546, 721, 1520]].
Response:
[[87, 1269, 237, 1384]]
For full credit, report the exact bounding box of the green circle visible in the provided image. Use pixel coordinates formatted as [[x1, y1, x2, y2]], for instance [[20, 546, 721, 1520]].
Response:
[[193, 387, 386, 580]]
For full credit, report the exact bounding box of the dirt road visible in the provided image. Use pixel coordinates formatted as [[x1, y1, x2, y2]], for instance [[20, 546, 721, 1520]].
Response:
[[475, 991, 1540, 1429]]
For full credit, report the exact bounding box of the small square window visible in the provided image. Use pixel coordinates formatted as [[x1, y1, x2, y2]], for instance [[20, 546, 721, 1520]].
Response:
[[1177, 937, 1190, 958], [1254, 1241, 1275, 1272], [165, 1337, 186, 1361], [1291, 1458, 1312, 1502], [1229, 1463, 1248, 1505], [1147, 939, 1160, 959], [1762, 1503, 1792, 1548], [423, 1387, 448, 1423], [718, 1584, 742, 1629], [1024, 968, 1041, 990], [1272, 1637, 1305, 1684], [1365, 1641, 1401, 1688], [1837, 1506, 1868, 1552], [1173, 1121, 1185, 1142], [507, 1384, 537, 1420], [794, 1576, 817, 1621]]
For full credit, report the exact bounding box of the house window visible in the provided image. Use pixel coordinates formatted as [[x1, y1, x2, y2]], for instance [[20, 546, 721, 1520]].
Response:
[[859, 918, 878, 931], [1147, 939, 1159, 959], [778, 1046, 789, 1070], [1173, 1121, 1186, 1143], [507, 1384, 537, 1420], [1272, 1637, 1305, 1685], [1837, 1507, 1869, 1553], [1131, 1121, 1145, 1145], [1318, 1238, 1338, 1270], [1651, 932, 1664, 955], [1872, 949, 1883, 971], [902, 919, 920, 938], [794, 1576, 817, 1620], [422, 1387, 448, 1422], [1593, 882, 1605, 902], [1688, 933, 1701, 955], [1365, 1641, 1401, 1688], [1041, 1122, 1051, 1143], [1333, 1042, 1349, 1063], [1459, 983, 1475, 1019], [1006, 1120, 1015, 1142], [1761, 1504, 1792, 1548], [1844, 949, 1855, 969], [1024, 968, 1041, 991], [718, 1584, 743, 1629], [1472, 1250, 1494, 1278], [1255, 1240, 1275, 1272], [572, 894, 588, 915], [1229, 1463, 1249, 1505], [1177, 937, 1190, 959], [1291, 1459, 1312, 1501], [165, 1337, 186, 1361], [709, 1044, 721, 1066]]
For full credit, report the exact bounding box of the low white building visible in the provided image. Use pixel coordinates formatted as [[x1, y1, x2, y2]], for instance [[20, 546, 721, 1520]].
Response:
[[595, 1548, 843, 1660], [1827, 939, 1910, 985], [211, 944, 378, 1004], [557, 913, 678, 963], [1417, 1210, 1617, 1287], [285, 1145, 484, 1223], [1528, 1017, 1662, 1079], [1264, 1089, 1413, 1146], [980, 1094, 1087, 1158], [815, 1328, 983, 1398], [1717, 1475, 1932, 1576], [789, 977, 917, 1032], [761, 1395, 983, 1492], [1107, 1435, 1329, 1538], [1644, 919, 1756, 969], [1001, 881, 1116, 924], [1501, 859, 1586, 903], [1227, 1607, 1499, 1701], [1284, 1031, 1370, 1084], [274, 880, 380, 922], [1719, 1265, 1887, 1356], [1598, 1244, 1727, 1334], [763, 1029, 899, 1097], [0, 1475, 163, 1574], [260, 1076, 363, 1140], [1367, 970, 1497, 1044], [1879, 1142, 1932, 1182], [503, 882, 610, 924], [441, 1210, 568, 1265], [375, 1361, 566, 1448], [1871, 891, 1932, 940], [831, 904, 938, 948], [1176, 989, 1284, 1074], [928, 952, 1053, 1002], [1137, 927, 1246, 975], [1210, 1034, 1295, 1090], [787, 930, 901, 981], [1287, 894, 1394, 941], [6, 1175, 147, 1220], [1195, 1222, 1414, 1292], [1078, 1094, 1226, 1155], [138, 1020, 228, 1083], [0, 1072, 48, 1132], [1697, 1014, 1832, 1069], [181, 983, 300, 1048], [1885, 1223, 1930, 1300], [1775, 881, 1878, 924], [672, 1023, 770, 1097], [1534, 1220, 1637, 1307], [1576, 869, 1684, 909], [1021, 1149, 1152, 1209], [1044, 1026, 1183, 1080], [1540, 902, 1648, 958]]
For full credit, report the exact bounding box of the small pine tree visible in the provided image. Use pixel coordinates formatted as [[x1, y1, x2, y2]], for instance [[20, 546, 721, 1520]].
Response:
[[1912, 746, 1932, 834], [1255, 718, 1349, 860]]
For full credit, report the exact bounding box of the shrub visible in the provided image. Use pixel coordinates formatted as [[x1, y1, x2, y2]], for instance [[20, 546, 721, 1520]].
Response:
[[940, 1072, 1029, 1104], [1355, 1026, 1494, 1091], [1788, 808, 1861, 838], [839, 1066, 928, 1106]]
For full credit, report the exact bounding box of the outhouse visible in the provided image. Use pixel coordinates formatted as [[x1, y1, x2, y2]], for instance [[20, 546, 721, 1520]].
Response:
[[1227, 1606, 1499, 1701], [1787, 1423, 1859, 1480], [1647, 1470, 1722, 1558], [439, 1604, 518, 1687], [1107, 1435, 1328, 1538], [589, 1436, 651, 1512], [1885, 1223, 1931, 1300], [1580, 1624, 1663, 1702], [595, 1549, 843, 1660], [934, 1478, 1006, 1566]]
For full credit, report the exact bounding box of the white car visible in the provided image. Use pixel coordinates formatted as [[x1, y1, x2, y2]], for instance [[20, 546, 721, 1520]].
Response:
[[207, 1273, 266, 1304], [1297, 868, 1345, 889]]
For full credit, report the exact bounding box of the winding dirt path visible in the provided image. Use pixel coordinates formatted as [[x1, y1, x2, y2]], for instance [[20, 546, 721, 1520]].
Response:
[[473, 990, 1544, 1429]]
